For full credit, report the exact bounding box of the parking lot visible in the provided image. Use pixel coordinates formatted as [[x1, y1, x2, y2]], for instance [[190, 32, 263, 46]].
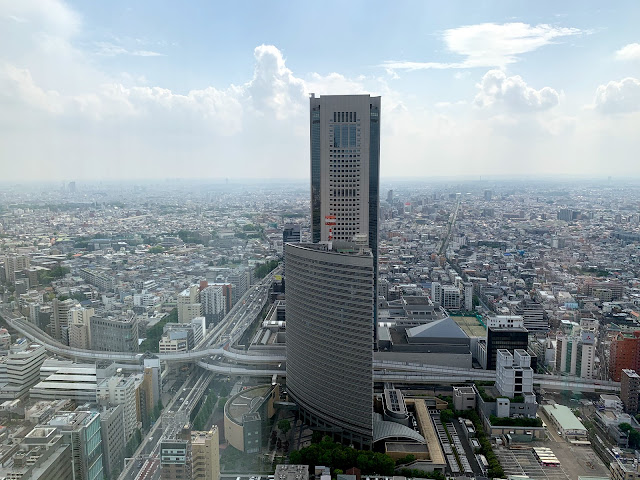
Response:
[[495, 447, 570, 480], [533, 439, 609, 480]]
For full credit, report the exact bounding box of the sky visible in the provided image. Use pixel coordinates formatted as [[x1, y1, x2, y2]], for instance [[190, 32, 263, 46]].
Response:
[[1, 0, 639, 182]]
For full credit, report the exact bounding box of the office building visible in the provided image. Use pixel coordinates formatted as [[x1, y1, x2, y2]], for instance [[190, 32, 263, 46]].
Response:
[[206, 282, 233, 317], [159, 329, 189, 354], [512, 299, 548, 332], [555, 329, 596, 379], [3, 254, 30, 283], [464, 282, 473, 311], [309, 93, 380, 323], [31, 362, 98, 402], [610, 332, 640, 382], [557, 208, 580, 222], [223, 384, 278, 453], [621, 369, 640, 414], [78, 267, 115, 292], [96, 372, 138, 440], [275, 465, 310, 480], [283, 223, 301, 244], [484, 326, 529, 370], [191, 428, 220, 480], [142, 357, 162, 412], [228, 269, 248, 307], [100, 404, 126, 480], [160, 318, 205, 353], [611, 456, 640, 480], [0, 339, 46, 400], [201, 284, 226, 325], [160, 439, 191, 480], [496, 349, 534, 398], [68, 305, 94, 350], [90, 313, 139, 353], [430, 282, 442, 306], [441, 285, 461, 310], [52, 297, 77, 343], [177, 284, 201, 323], [48, 411, 104, 480], [0, 427, 72, 480], [286, 241, 374, 448]]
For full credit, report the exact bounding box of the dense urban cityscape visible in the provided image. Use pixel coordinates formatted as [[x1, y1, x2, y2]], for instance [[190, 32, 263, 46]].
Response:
[[3, 1, 640, 480], [2, 163, 640, 480]]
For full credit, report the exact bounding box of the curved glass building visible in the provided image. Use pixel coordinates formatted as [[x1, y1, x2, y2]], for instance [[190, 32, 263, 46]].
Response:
[[285, 242, 374, 448]]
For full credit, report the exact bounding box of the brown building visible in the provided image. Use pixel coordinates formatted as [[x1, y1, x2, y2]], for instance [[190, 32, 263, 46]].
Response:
[[160, 439, 191, 480], [609, 332, 640, 382], [191, 428, 220, 480], [621, 369, 640, 414]]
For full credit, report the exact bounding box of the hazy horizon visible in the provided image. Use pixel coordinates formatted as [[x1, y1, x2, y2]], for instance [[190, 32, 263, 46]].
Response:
[[1, 1, 640, 181]]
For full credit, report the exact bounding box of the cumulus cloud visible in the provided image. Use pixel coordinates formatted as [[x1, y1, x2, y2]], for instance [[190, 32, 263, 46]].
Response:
[[474, 70, 560, 112], [594, 77, 640, 114], [1, 0, 639, 181], [245, 45, 305, 119], [383, 23, 582, 71], [615, 43, 640, 61]]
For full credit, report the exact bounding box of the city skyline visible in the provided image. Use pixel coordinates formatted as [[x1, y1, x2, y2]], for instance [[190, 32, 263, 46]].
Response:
[[2, 1, 640, 182]]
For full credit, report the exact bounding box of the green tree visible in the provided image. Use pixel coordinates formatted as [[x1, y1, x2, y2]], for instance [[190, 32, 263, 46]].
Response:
[[278, 419, 291, 435], [440, 409, 454, 423]]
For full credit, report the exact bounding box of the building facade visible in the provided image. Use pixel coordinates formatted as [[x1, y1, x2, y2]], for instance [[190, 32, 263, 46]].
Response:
[[485, 326, 529, 370], [309, 94, 380, 323], [621, 369, 640, 414], [610, 332, 640, 382], [90, 313, 139, 353], [96, 373, 138, 441], [285, 242, 374, 448], [0, 340, 46, 400], [191, 428, 220, 480], [48, 411, 104, 480]]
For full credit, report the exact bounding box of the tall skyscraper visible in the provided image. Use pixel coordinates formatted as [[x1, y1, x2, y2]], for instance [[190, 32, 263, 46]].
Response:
[[309, 93, 381, 323], [285, 242, 374, 448]]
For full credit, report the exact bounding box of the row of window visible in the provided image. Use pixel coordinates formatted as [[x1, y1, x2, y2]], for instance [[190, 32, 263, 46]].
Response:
[[333, 111, 358, 123]]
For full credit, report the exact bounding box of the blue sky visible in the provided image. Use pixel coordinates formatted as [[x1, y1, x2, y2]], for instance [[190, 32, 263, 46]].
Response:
[[1, 0, 639, 181]]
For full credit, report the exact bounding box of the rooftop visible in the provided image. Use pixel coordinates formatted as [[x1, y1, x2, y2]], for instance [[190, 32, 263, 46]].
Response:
[[542, 404, 587, 432], [453, 315, 487, 338], [225, 384, 274, 425]]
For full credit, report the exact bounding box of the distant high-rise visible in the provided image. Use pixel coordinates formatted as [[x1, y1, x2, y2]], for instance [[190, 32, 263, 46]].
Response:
[[52, 298, 77, 343], [309, 93, 381, 324], [282, 223, 301, 244], [621, 369, 640, 414]]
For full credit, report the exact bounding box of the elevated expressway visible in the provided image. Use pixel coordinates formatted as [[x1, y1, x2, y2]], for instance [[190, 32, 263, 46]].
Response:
[[0, 266, 619, 394]]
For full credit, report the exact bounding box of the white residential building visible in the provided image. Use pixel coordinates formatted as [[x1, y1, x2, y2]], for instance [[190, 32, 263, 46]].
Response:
[[96, 373, 138, 441], [0, 339, 46, 400]]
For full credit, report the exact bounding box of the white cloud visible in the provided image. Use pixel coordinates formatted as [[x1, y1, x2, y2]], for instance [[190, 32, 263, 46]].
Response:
[[0, 0, 639, 181], [0, 0, 80, 37], [594, 77, 640, 114], [383, 23, 582, 71], [474, 70, 560, 112], [133, 50, 164, 57], [95, 41, 164, 57], [615, 43, 640, 61], [245, 45, 306, 120]]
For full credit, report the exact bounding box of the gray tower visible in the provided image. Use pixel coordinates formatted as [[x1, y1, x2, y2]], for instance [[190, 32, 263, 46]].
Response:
[[309, 94, 380, 329], [285, 242, 374, 448]]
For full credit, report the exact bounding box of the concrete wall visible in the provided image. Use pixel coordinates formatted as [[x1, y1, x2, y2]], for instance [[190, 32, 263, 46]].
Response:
[[375, 351, 472, 369]]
